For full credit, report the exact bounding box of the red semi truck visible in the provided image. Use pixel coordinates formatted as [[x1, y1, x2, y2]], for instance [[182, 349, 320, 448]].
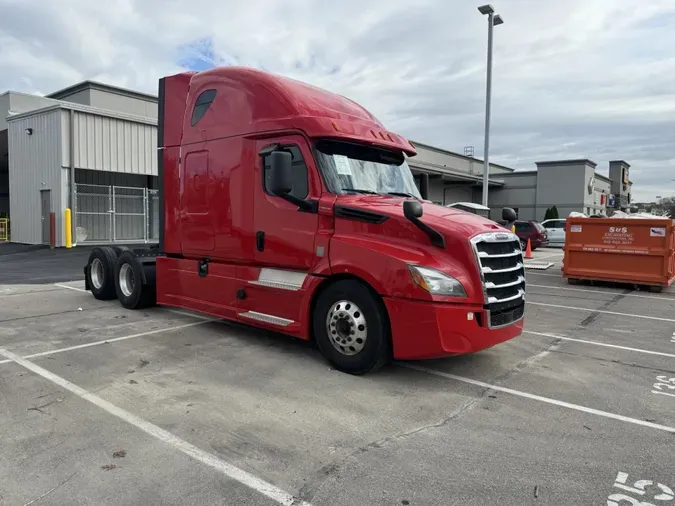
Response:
[[83, 67, 525, 374]]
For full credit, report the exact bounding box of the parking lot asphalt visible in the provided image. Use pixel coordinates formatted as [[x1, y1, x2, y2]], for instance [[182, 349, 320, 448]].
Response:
[[1, 247, 675, 505]]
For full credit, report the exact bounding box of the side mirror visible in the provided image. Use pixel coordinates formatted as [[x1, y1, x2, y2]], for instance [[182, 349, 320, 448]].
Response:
[[403, 200, 423, 220], [502, 207, 517, 222], [268, 151, 292, 195], [402, 199, 445, 248]]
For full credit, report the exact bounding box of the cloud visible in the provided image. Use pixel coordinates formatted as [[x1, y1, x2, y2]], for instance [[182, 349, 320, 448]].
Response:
[[1, 0, 673, 201]]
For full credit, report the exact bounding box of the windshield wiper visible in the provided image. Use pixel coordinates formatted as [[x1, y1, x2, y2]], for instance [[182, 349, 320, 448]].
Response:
[[341, 188, 378, 195], [385, 191, 418, 198]]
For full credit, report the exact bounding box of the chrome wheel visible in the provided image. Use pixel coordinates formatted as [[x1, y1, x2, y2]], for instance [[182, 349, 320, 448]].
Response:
[[325, 300, 367, 356], [119, 263, 134, 297], [90, 258, 104, 290]]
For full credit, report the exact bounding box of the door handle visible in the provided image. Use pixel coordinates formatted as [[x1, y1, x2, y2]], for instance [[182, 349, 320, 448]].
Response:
[[256, 231, 265, 252], [198, 258, 211, 278]]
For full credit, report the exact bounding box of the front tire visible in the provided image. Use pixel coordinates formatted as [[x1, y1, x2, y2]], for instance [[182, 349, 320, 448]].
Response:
[[114, 251, 156, 309], [313, 279, 390, 375]]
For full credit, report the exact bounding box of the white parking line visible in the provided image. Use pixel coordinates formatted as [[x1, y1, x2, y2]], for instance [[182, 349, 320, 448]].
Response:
[[527, 301, 675, 323], [54, 283, 87, 293], [525, 271, 562, 278], [0, 319, 215, 366], [0, 348, 311, 506], [527, 284, 675, 302], [524, 330, 675, 359], [529, 253, 564, 261], [399, 363, 675, 434]]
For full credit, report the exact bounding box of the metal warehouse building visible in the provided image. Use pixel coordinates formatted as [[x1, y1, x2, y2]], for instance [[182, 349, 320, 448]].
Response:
[[1, 82, 158, 247], [0, 79, 636, 247]]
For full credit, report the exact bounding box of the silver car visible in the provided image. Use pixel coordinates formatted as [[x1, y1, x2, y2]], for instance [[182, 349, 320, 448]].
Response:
[[541, 219, 566, 248]]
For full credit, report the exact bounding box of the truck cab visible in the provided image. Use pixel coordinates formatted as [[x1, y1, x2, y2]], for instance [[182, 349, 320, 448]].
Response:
[[86, 67, 525, 375]]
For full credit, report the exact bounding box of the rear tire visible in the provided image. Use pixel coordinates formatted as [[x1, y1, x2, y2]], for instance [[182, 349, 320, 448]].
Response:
[[86, 246, 119, 300], [114, 251, 156, 309], [312, 279, 390, 375]]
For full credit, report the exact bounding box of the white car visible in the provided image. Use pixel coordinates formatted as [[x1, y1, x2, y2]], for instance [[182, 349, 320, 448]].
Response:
[[541, 219, 566, 247]]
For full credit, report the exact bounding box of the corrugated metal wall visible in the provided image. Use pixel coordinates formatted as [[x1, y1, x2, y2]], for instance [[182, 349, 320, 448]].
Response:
[[8, 109, 65, 245], [64, 111, 157, 176]]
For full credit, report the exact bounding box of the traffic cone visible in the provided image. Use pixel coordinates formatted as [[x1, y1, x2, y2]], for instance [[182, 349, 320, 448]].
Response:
[[524, 238, 533, 259]]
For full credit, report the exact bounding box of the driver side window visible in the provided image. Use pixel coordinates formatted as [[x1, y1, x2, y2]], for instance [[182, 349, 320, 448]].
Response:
[[262, 145, 308, 199]]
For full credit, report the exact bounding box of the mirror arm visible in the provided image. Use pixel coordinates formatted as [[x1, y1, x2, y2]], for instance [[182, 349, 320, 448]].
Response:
[[404, 215, 446, 248], [278, 193, 317, 213]]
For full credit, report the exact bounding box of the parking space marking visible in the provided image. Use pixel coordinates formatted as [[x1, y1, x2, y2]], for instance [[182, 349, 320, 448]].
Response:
[[607, 471, 674, 505], [529, 253, 564, 261], [165, 308, 217, 321], [54, 283, 87, 293], [528, 283, 675, 302], [398, 363, 675, 433], [0, 319, 215, 366], [0, 287, 64, 298], [527, 301, 675, 323], [652, 376, 675, 398], [524, 331, 675, 359], [0, 348, 311, 506], [525, 271, 563, 278]]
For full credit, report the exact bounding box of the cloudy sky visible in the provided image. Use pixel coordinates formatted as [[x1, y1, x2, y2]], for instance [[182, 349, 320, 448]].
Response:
[[1, 0, 673, 201]]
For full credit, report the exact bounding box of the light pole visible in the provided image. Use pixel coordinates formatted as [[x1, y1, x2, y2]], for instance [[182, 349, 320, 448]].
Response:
[[478, 4, 503, 207]]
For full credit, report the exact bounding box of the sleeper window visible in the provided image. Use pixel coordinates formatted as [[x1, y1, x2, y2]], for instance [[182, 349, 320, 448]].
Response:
[[191, 89, 217, 126]]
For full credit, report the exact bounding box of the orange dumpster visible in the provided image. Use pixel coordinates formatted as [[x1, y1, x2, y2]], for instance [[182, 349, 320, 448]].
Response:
[[562, 217, 675, 291]]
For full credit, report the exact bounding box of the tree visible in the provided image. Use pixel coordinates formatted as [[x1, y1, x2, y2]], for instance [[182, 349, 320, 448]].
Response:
[[544, 207, 552, 221], [550, 206, 560, 219], [658, 197, 675, 218]]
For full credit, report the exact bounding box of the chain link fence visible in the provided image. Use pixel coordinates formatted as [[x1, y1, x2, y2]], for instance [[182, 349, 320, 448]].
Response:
[[74, 184, 159, 244]]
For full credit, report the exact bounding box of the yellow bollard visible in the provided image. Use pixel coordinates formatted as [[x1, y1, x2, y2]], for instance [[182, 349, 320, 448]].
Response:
[[65, 208, 72, 248]]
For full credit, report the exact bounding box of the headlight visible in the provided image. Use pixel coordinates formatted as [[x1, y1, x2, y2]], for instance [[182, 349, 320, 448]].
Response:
[[408, 265, 467, 297]]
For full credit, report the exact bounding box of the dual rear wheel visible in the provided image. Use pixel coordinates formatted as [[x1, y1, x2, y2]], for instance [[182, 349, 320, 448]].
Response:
[[86, 247, 156, 309]]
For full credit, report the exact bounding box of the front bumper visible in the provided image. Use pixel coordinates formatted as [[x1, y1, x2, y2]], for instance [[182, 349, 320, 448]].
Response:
[[384, 297, 524, 360]]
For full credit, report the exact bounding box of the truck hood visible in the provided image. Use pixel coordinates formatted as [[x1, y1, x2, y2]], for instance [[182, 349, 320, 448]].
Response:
[[336, 195, 505, 240]]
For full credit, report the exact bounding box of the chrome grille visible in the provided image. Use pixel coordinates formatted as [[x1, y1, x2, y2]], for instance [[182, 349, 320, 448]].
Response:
[[470, 231, 525, 328]]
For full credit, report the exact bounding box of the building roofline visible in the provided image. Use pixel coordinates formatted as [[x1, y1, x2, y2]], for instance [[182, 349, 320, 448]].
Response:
[[408, 161, 504, 186], [498, 170, 538, 175], [410, 140, 516, 172], [6, 101, 157, 125], [46, 80, 158, 103], [609, 160, 631, 168], [536, 159, 597, 168], [594, 172, 612, 184]]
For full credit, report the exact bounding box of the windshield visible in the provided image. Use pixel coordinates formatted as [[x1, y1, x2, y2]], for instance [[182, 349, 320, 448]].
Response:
[[315, 139, 422, 198]]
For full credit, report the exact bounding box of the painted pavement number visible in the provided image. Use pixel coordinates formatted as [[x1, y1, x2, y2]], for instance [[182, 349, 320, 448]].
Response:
[[607, 472, 674, 505], [652, 376, 675, 399]]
